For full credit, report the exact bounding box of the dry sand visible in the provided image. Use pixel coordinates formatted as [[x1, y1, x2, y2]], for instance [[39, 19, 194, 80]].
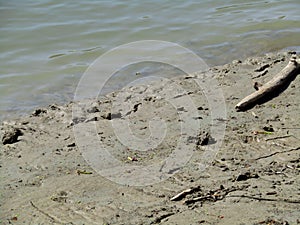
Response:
[[1, 51, 300, 224]]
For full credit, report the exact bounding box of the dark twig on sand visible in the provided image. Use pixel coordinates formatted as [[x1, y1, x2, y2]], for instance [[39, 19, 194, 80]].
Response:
[[255, 146, 300, 160], [151, 212, 175, 224], [227, 195, 300, 204], [235, 56, 300, 111], [182, 186, 247, 205], [264, 135, 291, 141], [30, 201, 63, 224]]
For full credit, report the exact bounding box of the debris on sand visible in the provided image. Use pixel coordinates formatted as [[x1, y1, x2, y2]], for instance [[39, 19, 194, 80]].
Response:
[[2, 127, 23, 145]]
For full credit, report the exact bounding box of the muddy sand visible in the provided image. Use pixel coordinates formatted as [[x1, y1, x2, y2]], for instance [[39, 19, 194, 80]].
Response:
[[1, 51, 300, 225]]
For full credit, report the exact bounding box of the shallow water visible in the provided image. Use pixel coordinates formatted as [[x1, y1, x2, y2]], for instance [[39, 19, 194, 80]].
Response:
[[0, 0, 299, 120]]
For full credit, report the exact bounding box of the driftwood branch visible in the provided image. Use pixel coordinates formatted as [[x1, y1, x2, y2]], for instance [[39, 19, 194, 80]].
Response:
[[235, 56, 300, 111]]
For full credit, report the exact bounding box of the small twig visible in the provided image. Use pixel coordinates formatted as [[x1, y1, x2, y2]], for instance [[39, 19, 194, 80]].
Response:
[[227, 195, 300, 204], [151, 212, 175, 224], [281, 127, 300, 130], [255, 146, 300, 160], [183, 186, 246, 205], [30, 201, 62, 224], [170, 186, 201, 201], [265, 135, 291, 141], [184, 195, 215, 205]]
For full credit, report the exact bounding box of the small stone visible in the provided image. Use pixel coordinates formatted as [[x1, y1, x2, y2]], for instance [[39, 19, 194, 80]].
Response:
[[102, 112, 122, 120], [197, 131, 216, 146], [263, 126, 274, 132], [32, 108, 47, 116], [236, 172, 259, 181], [67, 142, 76, 147], [232, 59, 242, 64], [72, 117, 86, 125], [87, 106, 99, 113], [2, 127, 23, 145], [49, 104, 60, 110]]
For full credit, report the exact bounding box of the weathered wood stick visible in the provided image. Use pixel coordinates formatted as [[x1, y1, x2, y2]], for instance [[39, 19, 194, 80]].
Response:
[[235, 56, 300, 111], [170, 186, 201, 201], [170, 188, 193, 201]]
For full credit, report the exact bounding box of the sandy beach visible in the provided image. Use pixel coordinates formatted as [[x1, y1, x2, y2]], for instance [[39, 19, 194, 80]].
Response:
[[1, 51, 300, 224]]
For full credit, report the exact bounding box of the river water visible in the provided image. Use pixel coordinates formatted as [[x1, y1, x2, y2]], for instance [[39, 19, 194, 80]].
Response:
[[1, 0, 299, 120]]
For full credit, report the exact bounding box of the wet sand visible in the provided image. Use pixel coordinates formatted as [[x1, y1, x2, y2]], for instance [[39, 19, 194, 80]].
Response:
[[1, 51, 300, 224]]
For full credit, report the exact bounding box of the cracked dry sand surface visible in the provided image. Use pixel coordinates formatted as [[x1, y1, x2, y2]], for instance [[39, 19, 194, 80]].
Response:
[[1, 52, 300, 224]]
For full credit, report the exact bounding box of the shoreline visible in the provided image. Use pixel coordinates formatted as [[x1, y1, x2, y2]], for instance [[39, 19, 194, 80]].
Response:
[[1, 51, 300, 224], [1, 47, 299, 123]]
